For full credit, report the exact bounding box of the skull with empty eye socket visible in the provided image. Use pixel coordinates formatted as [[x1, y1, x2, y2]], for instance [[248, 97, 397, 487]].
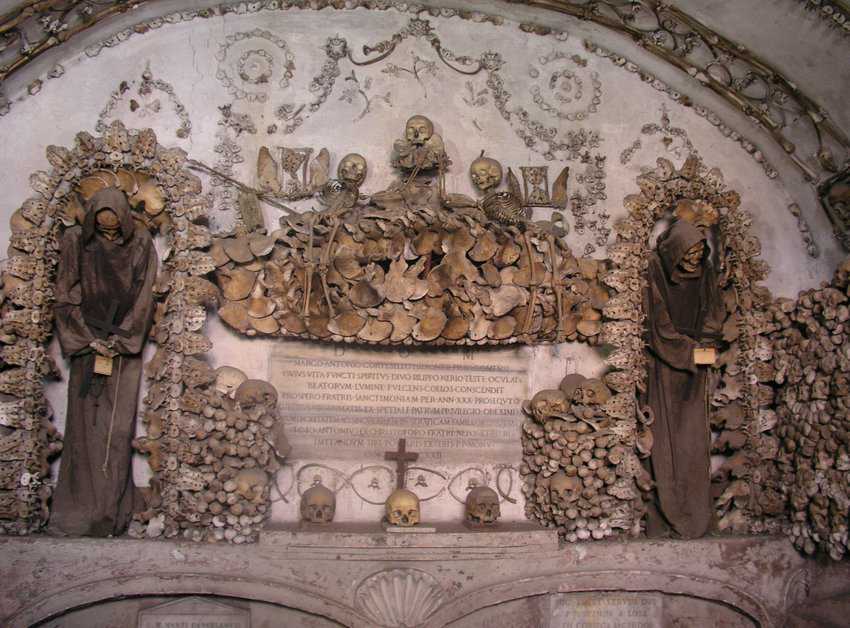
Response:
[[465, 486, 501, 525], [469, 155, 503, 193], [572, 378, 611, 406], [385, 488, 420, 526], [300, 484, 336, 524]]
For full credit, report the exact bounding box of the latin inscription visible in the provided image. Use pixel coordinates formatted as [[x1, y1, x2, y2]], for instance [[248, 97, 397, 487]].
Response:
[[549, 593, 664, 628], [269, 343, 529, 462]]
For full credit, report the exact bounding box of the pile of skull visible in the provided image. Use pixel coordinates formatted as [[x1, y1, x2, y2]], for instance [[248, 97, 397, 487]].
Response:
[[131, 365, 289, 542], [761, 257, 850, 560], [520, 373, 649, 541], [299, 484, 502, 528]]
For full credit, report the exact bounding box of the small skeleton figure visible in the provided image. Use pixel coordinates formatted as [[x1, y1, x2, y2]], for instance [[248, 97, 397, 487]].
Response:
[[391, 115, 447, 172], [319, 153, 368, 213], [300, 483, 336, 524], [385, 488, 420, 526], [465, 486, 501, 525], [442, 152, 527, 226]]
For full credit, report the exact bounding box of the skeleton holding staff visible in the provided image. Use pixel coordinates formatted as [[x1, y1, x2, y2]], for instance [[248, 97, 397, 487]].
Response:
[[643, 218, 725, 539], [50, 187, 158, 536]]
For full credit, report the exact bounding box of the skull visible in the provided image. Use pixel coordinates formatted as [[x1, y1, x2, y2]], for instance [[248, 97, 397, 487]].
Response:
[[469, 156, 503, 192], [235, 468, 269, 502], [465, 486, 501, 525], [337, 153, 368, 187], [572, 378, 611, 406], [95, 209, 121, 241], [214, 366, 248, 399], [404, 115, 434, 146], [234, 379, 278, 411], [300, 483, 336, 524], [529, 389, 569, 422], [385, 488, 420, 526], [549, 471, 582, 505]]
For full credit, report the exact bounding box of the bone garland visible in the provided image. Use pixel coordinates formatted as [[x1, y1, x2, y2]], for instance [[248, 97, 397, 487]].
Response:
[[760, 259, 850, 560], [520, 376, 650, 542], [603, 155, 772, 539]]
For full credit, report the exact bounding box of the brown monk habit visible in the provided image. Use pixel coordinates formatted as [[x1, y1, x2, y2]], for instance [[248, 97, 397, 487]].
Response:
[[643, 220, 725, 539], [50, 187, 158, 536]]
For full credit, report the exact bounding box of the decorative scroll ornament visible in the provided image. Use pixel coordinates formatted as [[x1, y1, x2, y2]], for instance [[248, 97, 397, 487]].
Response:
[[355, 568, 446, 627]]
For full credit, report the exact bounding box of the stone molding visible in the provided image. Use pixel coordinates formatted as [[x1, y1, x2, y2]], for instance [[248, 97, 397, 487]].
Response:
[[0, 533, 831, 628]]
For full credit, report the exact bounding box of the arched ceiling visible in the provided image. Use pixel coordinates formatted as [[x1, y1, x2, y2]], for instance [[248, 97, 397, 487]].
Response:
[[1, 0, 848, 245]]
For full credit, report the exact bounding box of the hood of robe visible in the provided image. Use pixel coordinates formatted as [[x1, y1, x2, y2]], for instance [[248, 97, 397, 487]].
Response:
[[82, 187, 136, 244], [657, 220, 707, 283]]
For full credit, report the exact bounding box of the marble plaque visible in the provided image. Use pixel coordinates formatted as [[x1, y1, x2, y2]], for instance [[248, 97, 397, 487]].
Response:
[[549, 592, 663, 628], [138, 596, 250, 628], [269, 342, 529, 463]]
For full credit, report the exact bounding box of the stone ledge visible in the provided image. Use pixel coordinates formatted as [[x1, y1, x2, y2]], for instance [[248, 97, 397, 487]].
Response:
[[261, 522, 559, 553], [0, 533, 836, 628]]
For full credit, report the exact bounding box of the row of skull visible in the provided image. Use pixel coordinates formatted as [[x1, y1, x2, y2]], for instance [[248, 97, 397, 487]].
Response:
[[300, 484, 502, 527]]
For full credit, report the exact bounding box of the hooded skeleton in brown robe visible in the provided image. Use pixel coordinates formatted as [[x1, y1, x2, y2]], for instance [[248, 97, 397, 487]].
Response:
[[644, 219, 725, 539], [50, 187, 158, 536]]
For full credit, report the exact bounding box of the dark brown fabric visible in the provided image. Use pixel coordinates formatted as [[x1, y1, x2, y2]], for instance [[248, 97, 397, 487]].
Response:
[[50, 188, 158, 537], [643, 220, 725, 539]]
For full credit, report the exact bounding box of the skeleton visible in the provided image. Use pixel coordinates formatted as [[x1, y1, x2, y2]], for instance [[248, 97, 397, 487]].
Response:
[[300, 483, 336, 524], [465, 486, 501, 525], [392, 115, 446, 172], [385, 488, 420, 526]]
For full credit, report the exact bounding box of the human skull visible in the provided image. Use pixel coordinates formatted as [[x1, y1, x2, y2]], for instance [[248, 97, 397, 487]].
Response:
[[529, 389, 569, 422], [573, 378, 611, 406], [337, 153, 368, 187], [549, 471, 582, 505], [465, 486, 501, 525], [385, 488, 420, 526], [405, 115, 434, 146], [300, 484, 336, 524], [470, 156, 503, 192], [214, 366, 248, 399], [95, 209, 121, 241], [234, 379, 278, 410]]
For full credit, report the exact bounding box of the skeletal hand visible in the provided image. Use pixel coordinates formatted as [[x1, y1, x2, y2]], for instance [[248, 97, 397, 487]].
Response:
[[90, 339, 117, 358]]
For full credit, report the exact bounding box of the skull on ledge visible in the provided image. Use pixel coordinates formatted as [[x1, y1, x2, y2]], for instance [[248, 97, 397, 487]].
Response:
[[465, 486, 501, 525], [385, 488, 420, 527]]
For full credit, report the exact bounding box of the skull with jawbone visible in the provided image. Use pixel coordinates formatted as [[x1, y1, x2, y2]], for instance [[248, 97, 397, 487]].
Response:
[[337, 153, 368, 188], [300, 484, 336, 524], [469, 155, 503, 193], [385, 488, 420, 527], [465, 486, 501, 525], [405, 115, 434, 146]]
